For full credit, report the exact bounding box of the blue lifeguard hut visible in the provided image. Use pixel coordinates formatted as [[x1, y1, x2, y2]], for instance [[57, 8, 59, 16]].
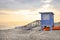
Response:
[[40, 12, 54, 30]]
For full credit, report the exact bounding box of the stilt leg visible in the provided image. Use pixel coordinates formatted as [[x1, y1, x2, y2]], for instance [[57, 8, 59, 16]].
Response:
[[50, 26, 52, 31]]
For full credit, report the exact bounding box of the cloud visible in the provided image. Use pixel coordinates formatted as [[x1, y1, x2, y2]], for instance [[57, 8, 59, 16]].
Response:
[[51, 0, 60, 10], [38, 0, 53, 12], [0, 0, 60, 11], [0, 0, 41, 10], [0, 13, 7, 15], [41, 0, 52, 3]]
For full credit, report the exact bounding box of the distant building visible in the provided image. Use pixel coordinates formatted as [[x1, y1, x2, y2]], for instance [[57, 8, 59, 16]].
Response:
[[24, 20, 41, 28]]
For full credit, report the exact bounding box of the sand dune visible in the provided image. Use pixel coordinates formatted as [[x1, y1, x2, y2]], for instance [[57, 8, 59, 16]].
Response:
[[0, 26, 60, 40]]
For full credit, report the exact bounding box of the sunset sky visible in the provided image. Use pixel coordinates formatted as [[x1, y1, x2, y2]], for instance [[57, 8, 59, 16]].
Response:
[[0, 0, 60, 29]]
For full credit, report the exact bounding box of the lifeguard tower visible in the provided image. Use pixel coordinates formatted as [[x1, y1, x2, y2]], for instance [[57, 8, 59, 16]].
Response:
[[40, 12, 54, 30]]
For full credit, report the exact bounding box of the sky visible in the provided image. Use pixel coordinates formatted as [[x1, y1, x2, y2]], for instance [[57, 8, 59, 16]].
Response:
[[0, 0, 60, 29]]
